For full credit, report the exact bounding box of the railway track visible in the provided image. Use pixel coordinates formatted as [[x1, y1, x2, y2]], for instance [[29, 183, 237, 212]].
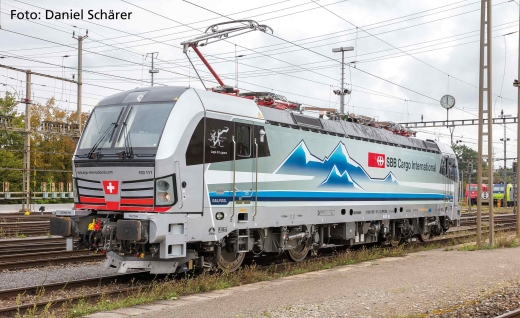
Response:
[[0, 250, 104, 271], [0, 237, 81, 256], [497, 308, 520, 318], [0, 221, 50, 229], [460, 214, 518, 226], [0, 272, 150, 317], [0, 222, 517, 317], [0, 218, 52, 237], [0, 213, 53, 223]]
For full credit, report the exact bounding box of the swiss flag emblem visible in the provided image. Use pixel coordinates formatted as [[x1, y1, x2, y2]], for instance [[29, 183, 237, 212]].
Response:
[[368, 152, 386, 168], [102, 180, 119, 195]]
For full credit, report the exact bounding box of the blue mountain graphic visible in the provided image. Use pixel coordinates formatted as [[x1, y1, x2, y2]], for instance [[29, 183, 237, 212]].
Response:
[[275, 140, 399, 189], [383, 172, 398, 184], [319, 166, 363, 189]]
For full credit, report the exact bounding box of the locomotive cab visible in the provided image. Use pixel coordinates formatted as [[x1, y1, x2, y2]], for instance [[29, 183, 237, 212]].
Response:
[[50, 86, 266, 273]]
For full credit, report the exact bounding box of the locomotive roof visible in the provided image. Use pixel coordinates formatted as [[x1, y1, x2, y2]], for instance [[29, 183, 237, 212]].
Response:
[[260, 106, 442, 154], [97, 86, 190, 106], [96, 86, 442, 154]]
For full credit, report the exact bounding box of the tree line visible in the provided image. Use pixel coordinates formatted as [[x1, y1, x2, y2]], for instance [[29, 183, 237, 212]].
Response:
[[0, 92, 88, 202]]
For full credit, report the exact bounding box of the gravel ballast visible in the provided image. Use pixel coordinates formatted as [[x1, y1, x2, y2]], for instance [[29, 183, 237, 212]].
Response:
[[0, 261, 132, 290]]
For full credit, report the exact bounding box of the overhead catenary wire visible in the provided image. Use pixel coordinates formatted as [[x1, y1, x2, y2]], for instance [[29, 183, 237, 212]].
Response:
[[1, 0, 495, 65], [178, 0, 518, 133], [124, 0, 446, 108], [1, 24, 448, 110], [2, 0, 300, 55], [6, 0, 517, 109], [1, 1, 504, 124], [2, 1, 516, 130]]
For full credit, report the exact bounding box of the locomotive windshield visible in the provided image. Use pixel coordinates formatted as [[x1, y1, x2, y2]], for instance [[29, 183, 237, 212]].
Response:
[[79, 102, 174, 151], [493, 185, 504, 193], [78, 105, 125, 150], [114, 103, 173, 148]]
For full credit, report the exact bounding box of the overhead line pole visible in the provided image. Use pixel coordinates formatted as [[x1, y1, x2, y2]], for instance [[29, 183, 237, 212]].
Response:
[[341, 51, 345, 113], [500, 110, 510, 207], [332, 46, 354, 114], [0, 64, 78, 84], [477, 0, 489, 247], [486, 0, 494, 247], [73, 31, 88, 133], [516, 0, 520, 236], [21, 71, 31, 212], [0, 64, 79, 212], [146, 52, 159, 86]]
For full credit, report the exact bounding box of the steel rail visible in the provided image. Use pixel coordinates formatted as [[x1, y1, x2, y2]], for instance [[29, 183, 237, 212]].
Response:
[[0, 221, 50, 228], [0, 237, 65, 247], [495, 308, 520, 318], [0, 250, 105, 270], [0, 272, 149, 299], [0, 285, 140, 317], [0, 223, 516, 316], [0, 243, 65, 256]]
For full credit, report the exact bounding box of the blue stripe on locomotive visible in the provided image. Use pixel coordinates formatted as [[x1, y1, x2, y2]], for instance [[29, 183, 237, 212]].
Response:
[[210, 191, 449, 205]]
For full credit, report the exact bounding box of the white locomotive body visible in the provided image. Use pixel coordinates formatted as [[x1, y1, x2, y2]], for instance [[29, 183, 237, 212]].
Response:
[[50, 86, 460, 273]]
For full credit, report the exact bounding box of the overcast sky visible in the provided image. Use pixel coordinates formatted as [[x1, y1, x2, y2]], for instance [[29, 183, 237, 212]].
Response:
[[0, 0, 519, 167]]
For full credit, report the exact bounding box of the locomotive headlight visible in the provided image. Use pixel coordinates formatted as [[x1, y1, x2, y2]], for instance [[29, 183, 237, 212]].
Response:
[[215, 212, 224, 220], [155, 175, 177, 206], [157, 192, 171, 202], [156, 180, 170, 191]]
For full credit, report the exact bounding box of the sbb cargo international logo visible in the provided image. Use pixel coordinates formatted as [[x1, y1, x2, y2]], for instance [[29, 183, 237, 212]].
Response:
[[368, 152, 386, 168]]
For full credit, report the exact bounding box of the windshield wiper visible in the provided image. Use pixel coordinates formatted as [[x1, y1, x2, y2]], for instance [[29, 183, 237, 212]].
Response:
[[117, 106, 134, 159], [87, 122, 118, 159], [87, 108, 125, 159]]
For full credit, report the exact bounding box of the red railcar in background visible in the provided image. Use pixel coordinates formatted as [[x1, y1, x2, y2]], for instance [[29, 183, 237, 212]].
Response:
[[465, 183, 489, 205]]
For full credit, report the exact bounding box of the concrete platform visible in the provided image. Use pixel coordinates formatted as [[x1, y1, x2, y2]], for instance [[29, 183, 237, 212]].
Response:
[[86, 246, 520, 318]]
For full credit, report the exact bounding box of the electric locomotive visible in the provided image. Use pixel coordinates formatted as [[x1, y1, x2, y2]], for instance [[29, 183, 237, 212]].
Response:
[[50, 20, 460, 274]]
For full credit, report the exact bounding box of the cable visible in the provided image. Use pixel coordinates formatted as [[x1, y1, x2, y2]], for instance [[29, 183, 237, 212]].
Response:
[[2, 0, 489, 64], [5, 4, 462, 108], [8, 0, 514, 110], [309, 0, 517, 103], [4, 3, 516, 125], [493, 33, 514, 116], [180, 0, 489, 107], [0, 29, 193, 82], [4, 0, 298, 54], [126, 0, 447, 110]]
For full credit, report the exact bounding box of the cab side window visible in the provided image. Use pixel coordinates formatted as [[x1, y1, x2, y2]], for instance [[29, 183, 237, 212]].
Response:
[[236, 125, 251, 157], [440, 156, 458, 182]]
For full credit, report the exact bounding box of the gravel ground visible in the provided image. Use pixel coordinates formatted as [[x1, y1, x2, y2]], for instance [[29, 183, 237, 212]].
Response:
[[438, 283, 520, 317], [86, 245, 520, 318], [0, 260, 136, 290]]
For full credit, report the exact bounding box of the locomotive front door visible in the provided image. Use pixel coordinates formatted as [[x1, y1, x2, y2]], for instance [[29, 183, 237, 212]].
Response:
[[231, 120, 255, 223]]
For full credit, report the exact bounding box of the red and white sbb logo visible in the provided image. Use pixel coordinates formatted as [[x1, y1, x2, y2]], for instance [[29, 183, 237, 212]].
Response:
[[102, 180, 119, 195], [368, 152, 386, 168]]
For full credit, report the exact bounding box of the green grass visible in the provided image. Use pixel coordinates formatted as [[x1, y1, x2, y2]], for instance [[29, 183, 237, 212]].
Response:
[[17, 232, 518, 318], [64, 243, 447, 318], [13, 232, 27, 239], [457, 232, 520, 251]]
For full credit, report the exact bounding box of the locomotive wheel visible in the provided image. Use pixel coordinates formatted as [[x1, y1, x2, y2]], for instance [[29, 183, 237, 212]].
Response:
[[217, 248, 246, 271], [285, 244, 310, 262], [389, 236, 401, 247], [418, 232, 431, 242]]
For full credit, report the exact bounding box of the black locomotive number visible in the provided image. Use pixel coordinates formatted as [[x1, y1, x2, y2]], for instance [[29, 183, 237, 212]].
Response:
[[387, 157, 397, 168], [138, 170, 153, 175]]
